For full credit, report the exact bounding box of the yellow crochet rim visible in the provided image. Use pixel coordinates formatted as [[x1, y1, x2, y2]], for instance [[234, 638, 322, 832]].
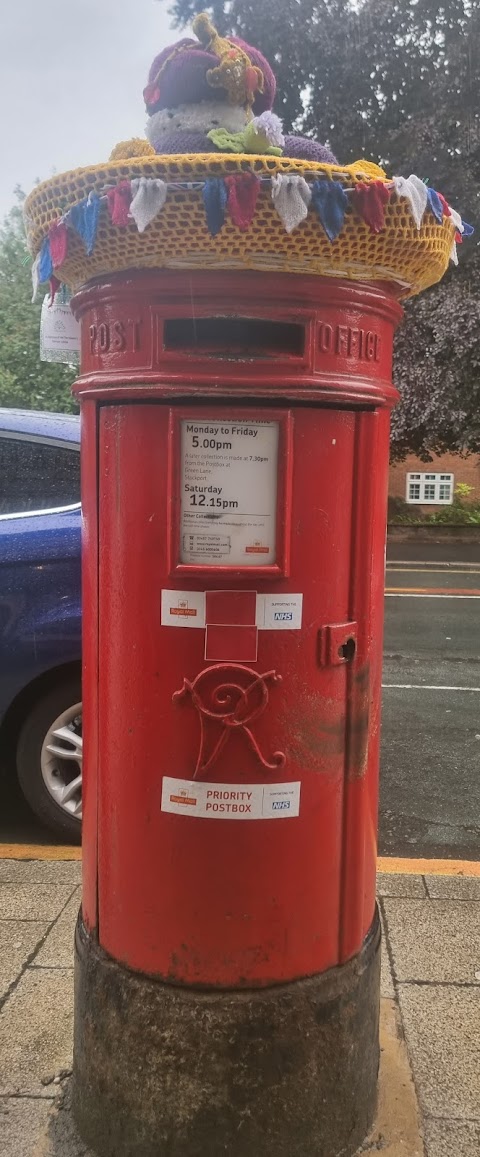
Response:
[[24, 154, 455, 298]]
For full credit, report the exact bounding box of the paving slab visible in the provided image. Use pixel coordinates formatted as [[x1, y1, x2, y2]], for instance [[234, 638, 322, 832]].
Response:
[[424, 1118, 480, 1157], [0, 967, 74, 1096], [425, 874, 480, 901], [34, 1082, 111, 1156], [34, 892, 80, 969], [0, 856, 475, 1154], [377, 872, 427, 899], [398, 984, 480, 1120], [383, 898, 480, 984], [0, 861, 82, 885], [0, 884, 77, 922], [0, 920, 50, 1001], [0, 1095, 54, 1157]]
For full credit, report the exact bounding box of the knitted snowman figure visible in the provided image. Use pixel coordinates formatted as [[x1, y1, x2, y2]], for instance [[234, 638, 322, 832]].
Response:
[[144, 13, 337, 165]]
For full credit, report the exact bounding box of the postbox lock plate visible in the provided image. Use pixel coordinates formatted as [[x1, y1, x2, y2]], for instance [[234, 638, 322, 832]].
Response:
[[318, 622, 358, 667]]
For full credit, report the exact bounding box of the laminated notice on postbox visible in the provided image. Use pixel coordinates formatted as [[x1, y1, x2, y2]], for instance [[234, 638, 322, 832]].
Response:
[[161, 778, 301, 820], [180, 420, 279, 567]]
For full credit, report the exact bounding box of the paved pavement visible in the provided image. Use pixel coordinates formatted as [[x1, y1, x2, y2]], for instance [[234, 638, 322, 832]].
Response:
[[0, 857, 479, 1155]]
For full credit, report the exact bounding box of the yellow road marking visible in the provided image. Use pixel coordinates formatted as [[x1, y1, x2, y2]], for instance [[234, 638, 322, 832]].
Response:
[[385, 586, 480, 595], [387, 568, 480, 576], [0, 843, 81, 860], [0, 845, 478, 877], [377, 856, 480, 877]]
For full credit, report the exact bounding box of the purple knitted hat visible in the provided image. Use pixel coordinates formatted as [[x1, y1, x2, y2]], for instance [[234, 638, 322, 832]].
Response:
[[144, 14, 276, 117]]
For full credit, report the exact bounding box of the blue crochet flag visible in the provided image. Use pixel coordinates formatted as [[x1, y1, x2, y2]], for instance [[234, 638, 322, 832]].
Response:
[[66, 200, 87, 244], [38, 237, 53, 284], [462, 220, 474, 236], [67, 193, 101, 256], [311, 179, 349, 241], [83, 193, 101, 255], [427, 188, 444, 223], [203, 178, 228, 236]]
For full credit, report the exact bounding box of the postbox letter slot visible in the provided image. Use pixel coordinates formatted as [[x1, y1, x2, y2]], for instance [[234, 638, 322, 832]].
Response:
[[163, 317, 305, 358]]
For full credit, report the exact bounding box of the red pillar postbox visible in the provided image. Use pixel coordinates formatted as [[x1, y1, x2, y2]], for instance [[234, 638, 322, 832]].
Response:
[[69, 268, 402, 1156], [24, 18, 461, 1144]]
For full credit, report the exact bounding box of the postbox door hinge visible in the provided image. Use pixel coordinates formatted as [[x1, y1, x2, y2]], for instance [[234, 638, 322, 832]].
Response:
[[317, 622, 358, 668]]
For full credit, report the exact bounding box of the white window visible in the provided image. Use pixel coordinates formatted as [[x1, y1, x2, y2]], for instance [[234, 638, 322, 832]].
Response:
[[406, 472, 454, 505]]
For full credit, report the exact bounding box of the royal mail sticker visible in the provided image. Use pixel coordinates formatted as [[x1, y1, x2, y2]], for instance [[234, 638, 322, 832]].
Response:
[[256, 594, 303, 630], [161, 589, 206, 628], [161, 778, 301, 820]]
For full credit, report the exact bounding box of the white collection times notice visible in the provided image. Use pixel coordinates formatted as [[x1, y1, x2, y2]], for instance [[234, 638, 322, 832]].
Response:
[[180, 420, 279, 566]]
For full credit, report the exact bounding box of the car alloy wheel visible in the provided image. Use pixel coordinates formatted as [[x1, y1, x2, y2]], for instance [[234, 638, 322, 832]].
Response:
[[41, 702, 83, 820]]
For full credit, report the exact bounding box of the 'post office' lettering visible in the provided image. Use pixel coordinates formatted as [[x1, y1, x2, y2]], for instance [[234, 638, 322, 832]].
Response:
[[89, 318, 143, 356], [318, 323, 381, 363]]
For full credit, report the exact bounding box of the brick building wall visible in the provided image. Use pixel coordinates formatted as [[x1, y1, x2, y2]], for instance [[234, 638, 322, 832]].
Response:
[[389, 452, 480, 514]]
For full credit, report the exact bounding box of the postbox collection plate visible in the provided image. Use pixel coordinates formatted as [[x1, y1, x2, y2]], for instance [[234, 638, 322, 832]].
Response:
[[180, 419, 279, 567], [169, 408, 293, 578]]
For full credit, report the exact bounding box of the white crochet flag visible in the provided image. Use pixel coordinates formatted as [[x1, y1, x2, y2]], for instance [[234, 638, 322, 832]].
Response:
[[271, 175, 312, 233], [130, 178, 168, 233], [31, 252, 41, 303], [393, 175, 428, 230], [449, 207, 463, 265], [449, 207, 463, 233]]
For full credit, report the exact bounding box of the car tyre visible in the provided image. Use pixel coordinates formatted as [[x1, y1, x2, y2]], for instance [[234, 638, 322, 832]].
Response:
[[16, 678, 82, 843]]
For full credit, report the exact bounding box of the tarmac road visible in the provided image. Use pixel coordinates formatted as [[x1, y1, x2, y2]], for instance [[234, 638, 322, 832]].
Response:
[[381, 565, 480, 859], [1, 563, 479, 861]]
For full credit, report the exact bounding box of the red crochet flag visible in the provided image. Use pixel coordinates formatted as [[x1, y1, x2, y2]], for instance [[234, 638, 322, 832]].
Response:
[[225, 172, 261, 232], [48, 220, 68, 269], [353, 181, 391, 234], [107, 181, 133, 227], [438, 193, 452, 217]]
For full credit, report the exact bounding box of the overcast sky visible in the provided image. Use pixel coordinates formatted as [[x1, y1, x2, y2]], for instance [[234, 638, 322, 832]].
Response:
[[0, 0, 178, 220]]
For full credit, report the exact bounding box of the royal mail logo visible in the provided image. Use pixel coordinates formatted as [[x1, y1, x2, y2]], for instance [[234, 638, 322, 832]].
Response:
[[245, 541, 270, 555], [169, 791, 197, 807], [170, 602, 197, 618]]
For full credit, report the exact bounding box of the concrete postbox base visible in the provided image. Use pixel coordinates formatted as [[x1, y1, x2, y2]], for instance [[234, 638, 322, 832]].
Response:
[[73, 908, 381, 1157]]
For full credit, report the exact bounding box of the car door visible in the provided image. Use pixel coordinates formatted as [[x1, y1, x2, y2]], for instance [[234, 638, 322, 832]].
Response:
[[0, 430, 82, 717]]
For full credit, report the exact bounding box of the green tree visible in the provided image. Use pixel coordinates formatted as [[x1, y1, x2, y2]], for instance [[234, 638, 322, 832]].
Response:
[[170, 0, 480, 459], [0, 191, 77, 413]]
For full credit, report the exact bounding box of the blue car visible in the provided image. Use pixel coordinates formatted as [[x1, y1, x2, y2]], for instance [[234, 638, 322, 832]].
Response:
[[0, 408, 82, 841]]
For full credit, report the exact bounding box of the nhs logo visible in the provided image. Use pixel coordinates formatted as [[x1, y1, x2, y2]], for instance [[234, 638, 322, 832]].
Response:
[[272, 800, 291, 811], [274, 612, 293, 621]]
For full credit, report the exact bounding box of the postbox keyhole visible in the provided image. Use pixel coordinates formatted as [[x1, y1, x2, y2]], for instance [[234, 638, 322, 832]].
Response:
[[318, 623, 358, 668], [338, 638, 356, 663]]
